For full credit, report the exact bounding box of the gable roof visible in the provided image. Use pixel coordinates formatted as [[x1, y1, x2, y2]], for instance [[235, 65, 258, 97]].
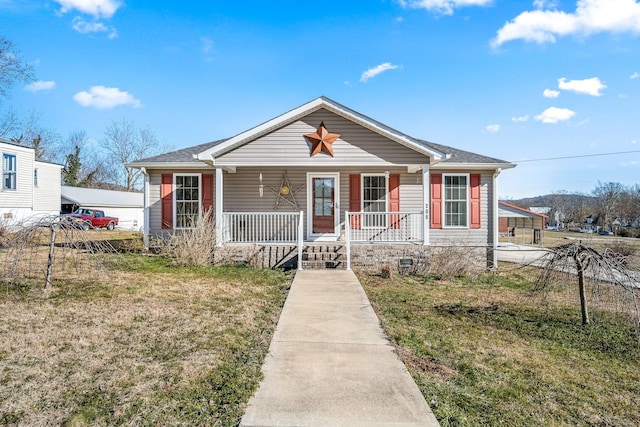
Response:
[[195, 96, 448, 163], [128, 97, 515, 170]]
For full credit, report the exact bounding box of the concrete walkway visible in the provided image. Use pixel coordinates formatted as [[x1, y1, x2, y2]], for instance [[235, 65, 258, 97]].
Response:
[[240, 270, 440, 427]]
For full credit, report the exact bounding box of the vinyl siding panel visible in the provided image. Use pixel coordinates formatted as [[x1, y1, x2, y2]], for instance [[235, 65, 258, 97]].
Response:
[[147, 167, 495, 246], [216, 110, 431, 167], [147, 168, 215, 235], [223, 167, 422, 240], [33, 162, 62, 212], [430, 172, 492, 246]]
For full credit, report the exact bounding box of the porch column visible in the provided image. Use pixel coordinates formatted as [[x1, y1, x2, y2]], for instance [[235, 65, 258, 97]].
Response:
[[215, 168, 224, 246], [422, 165, 430, 245], [142, 167, 150, 250], [492, 168, 502, 268]]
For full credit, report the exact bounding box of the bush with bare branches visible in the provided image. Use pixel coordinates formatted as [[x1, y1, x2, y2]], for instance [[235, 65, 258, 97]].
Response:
[[429, 244, 482, 280], [161, 210, 216, 267]]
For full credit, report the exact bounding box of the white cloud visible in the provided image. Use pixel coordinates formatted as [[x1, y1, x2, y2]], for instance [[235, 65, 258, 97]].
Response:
[[621, 160, 640, 166], [631, 71, 640, 79], [492, 0, 640, 47], [397, 0, 492, 16], [73, 86, 142, 109], [486, 124, 500, 132], [534, 106, 576, 123], [632, 139, 638, 144], [360, 62, 401, 82], [201, 37, 214, 54], [533, 0, 559, 9], [72, 17, 117, 38], [512, 114, 530, 122], [24, 81, 56, 92], [54, 0, 121, 19], [543, 88, 560, 98], [558, 77, 606, 96]]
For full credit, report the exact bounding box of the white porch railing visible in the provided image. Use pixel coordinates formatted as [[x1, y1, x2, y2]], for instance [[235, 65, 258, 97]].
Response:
[[345, 211, 424, 270], [222, 212, 302, 244], [345, 211, 424, 243]]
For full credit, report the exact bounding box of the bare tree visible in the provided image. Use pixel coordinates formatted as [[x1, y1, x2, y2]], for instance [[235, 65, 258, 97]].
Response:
[[103, 118, 164, 191], [0, 110, 62, 161], [0, 36, 35, 102], [62, 130, 105, 187], [593, 181, 625, 231], [537, 241, 640, 328]]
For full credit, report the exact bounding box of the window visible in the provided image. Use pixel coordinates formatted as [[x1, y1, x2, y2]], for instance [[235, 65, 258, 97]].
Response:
[[444, 174, 468, 227], [362, 174, 387, 228], [34, 168, 38, 188], [174, 174, 200, 229], [2, 153, 16, 191]]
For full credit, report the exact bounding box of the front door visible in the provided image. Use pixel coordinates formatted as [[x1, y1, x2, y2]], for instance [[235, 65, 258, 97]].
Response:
[[312, 177, 335, 234]]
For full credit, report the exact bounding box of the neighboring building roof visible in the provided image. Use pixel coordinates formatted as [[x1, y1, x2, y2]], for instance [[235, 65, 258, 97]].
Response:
[[499, 201, 549, 219], [61, 186, 143, 208], [528, 207, 552, 215], [128, 97, 515, 170]]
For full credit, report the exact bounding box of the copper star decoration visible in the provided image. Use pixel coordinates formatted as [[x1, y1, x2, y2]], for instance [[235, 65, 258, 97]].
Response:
[[304, 122, 341, 157]]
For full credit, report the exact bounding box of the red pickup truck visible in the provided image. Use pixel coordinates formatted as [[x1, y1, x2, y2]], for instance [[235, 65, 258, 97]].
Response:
[[63, 208, 119, 231]]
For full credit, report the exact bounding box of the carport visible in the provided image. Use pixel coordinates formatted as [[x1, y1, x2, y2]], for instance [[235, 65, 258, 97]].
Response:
[[498, 201, 548, 247]]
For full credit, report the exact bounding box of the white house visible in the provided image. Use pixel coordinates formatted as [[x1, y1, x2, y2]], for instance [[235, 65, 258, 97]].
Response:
[[61, 186, 144, 231], [0, 138, 62, 225]]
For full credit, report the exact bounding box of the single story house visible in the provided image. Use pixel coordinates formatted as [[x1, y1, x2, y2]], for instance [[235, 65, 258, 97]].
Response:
[[61, 186, 144, 230], [128, 97, 515, 270], [0, 138, 62, 226]]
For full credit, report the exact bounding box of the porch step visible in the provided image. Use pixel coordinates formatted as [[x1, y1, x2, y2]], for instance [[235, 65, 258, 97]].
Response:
[[301, 244, 347, 270]]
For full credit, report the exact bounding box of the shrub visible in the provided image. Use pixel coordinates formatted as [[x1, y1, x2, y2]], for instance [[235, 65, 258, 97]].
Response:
[[428, 245, 481, 280], [161, 210, 216, 266]]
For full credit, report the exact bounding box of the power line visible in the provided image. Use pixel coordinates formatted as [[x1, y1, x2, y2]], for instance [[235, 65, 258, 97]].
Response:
[[511, 149, 640, 163]]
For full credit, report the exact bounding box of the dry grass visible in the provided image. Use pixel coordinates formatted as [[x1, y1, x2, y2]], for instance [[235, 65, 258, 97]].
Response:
[[360, 269, 640, 426], [0, 255, 291, 426]]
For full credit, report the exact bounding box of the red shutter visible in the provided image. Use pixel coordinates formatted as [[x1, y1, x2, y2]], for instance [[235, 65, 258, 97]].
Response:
[[430, 174, 442, 229], [202, 173, 214, 221], [470, 173, 481, 229], [349, 174, 361, 230], [389, 174, 400, 229], [161, 174, 173, 229]]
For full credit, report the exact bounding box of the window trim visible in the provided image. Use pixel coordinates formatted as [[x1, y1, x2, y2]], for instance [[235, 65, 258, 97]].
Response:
[[173, 173, 202, 230], [442, 173, 469, 229], [2, 153, 17, 191], [361, 173, 388, 230]]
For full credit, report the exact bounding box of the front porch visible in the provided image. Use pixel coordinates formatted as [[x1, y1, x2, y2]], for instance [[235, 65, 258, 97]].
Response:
[[218, 211, 427, 270]]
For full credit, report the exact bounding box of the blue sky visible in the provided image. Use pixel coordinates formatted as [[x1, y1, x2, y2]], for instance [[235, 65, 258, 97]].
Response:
[[2, 0, 640, 198]]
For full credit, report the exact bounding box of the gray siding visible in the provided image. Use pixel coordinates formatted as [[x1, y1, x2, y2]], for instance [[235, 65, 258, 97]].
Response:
[[215, 110, 431, 167], [148, 167, 496, 247], [147, 168, 215, 235], [429, 172, 493, 247]]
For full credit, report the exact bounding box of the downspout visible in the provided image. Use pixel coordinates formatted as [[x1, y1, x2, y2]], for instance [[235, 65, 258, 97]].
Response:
[[492, 168, 502, 269], [141, 167, 150, 250]]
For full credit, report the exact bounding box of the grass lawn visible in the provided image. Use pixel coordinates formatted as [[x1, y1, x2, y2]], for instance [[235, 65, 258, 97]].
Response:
[[360, 270, 640, 426], [0, 254, 291, 426]]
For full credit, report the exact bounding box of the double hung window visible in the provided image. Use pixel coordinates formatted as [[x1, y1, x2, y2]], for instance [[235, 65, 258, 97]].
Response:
[[175, 174, 200, 229], [362, 174, 387, 228], [444, 175, 468, 227], [2, 153, 16, 191]]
